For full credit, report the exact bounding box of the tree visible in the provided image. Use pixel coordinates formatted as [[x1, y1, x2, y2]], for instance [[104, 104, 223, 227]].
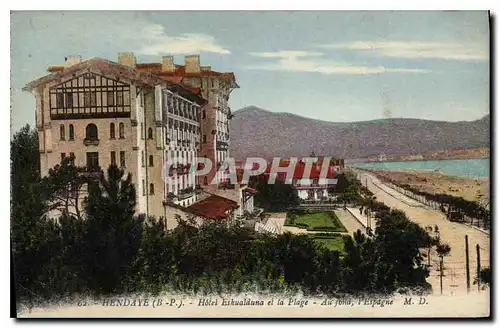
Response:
[[436, 243, 451, 259], [11, 124, 45, 223], [41, 156, 89, 219], [330, 171, 363, 208], [132, 216, 176, 294], [83, 165, 144, 294], [478, 267, 491, 286], [251, 179, 300, 211], [374, 210, 431, 289], [10, 125, 58, 303]]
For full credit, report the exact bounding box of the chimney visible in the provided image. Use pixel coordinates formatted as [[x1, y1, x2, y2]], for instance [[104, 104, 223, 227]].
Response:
[[185, 55, 200, 73], [162, 55, 175, 72], [64, 55, 82, 67], [118, 52, 136, 67]]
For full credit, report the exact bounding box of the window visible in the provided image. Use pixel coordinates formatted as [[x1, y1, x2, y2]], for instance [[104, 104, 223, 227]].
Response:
[[142, 179, 145, 196], [141, 123, 144, 140], [85, 123, 98, 140], [119, 123, 124, 139], [59, 124, 65, 140], [107, 92, 114, 106], [84, 92, 90, 107], [110, 123, 115, 139], [69, 152, 75, 165], [202, 110, 206, 119], [140, 93, 144, 107], [65, 93, 73, 108], [203, 135, 207, 143], [120, 151, 125, 168], [86, 152, 99, 171], [61, 153, 66, 162], [148, 127, 153, 139], [117, 92, 124, 106], [141, 151, 145, 167], [56, 93, 64, 108], [69, 124, 74, 140], [90, 92, 97, 106], [111, 151, 116, 166], [149, 155, 154, 167], [203, 176, 208, 185], [149, 183, 154, 195]]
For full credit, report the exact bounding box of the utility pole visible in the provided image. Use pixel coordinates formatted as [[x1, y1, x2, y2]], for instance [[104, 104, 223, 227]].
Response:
[[440, 256, 444, 295], [428, 247, 431, 267], [476, 244, 481, 292], [465, 235, 471, 293]]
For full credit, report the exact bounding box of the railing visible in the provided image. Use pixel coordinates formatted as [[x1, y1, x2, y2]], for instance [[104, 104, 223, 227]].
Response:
[[178, 190, 195, 200], [83, 138, 99, 146], [295, 184, 332, 189]]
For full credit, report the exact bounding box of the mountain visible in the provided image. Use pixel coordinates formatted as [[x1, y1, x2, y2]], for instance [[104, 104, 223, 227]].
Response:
[[229, 106, 490, 160]]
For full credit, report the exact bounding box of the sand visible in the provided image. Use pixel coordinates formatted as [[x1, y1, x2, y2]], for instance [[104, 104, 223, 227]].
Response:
[[366, 169, 490, 208]]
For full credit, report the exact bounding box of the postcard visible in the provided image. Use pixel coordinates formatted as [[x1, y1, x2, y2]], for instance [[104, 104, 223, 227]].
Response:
[[10, 10, 490, 319]]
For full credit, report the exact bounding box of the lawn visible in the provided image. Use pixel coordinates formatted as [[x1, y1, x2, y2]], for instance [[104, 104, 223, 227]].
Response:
[[291, 212, 347, 232], [310, 235, 346, 253]]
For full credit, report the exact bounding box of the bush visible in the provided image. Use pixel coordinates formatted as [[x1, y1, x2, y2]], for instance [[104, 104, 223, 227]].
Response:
[[308, 226, 344, 232], [314, 232, 343, 237]]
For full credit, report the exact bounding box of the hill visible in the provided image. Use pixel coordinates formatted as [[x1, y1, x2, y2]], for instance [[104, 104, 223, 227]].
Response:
[[229, 106, 490, 160]]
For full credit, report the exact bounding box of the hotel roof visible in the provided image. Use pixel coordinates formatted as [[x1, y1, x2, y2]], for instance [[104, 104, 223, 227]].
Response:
[[186, 194, 239, 220], [135, 63, 239, 88], [23, 58, 207, 105], [263, 161, 338, 180]]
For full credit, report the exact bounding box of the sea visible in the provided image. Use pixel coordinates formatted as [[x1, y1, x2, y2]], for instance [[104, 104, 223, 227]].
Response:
[[348, 158, 490, 179]]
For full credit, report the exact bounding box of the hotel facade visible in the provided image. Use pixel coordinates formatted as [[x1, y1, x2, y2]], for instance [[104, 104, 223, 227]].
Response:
[[23, 53, 242, 221]]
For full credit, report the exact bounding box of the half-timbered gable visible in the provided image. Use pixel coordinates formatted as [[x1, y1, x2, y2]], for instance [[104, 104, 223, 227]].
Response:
[[49, 72, 132, 120]]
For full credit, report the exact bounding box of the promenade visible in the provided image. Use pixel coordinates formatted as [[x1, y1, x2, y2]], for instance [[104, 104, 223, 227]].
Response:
[[355, 170, 490, 296]]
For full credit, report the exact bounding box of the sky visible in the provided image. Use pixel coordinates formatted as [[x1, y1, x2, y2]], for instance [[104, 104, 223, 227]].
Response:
[[10, 11, 490, 133]]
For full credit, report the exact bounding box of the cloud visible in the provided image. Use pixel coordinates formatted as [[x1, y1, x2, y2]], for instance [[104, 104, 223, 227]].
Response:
[[247, 50, 430, 75], [249, 50, 323, 58], [138, 24, 231, 55], [320, 41, 488, 61]]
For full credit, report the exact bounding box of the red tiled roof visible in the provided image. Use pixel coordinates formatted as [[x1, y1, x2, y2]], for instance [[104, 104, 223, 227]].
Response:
[[187, 194, 238, 220], [136, 64, 236, 81], [263, 162, 338, 180]]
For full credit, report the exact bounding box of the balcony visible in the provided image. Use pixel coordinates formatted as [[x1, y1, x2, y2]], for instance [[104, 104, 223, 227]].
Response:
[[178, 187, 195, 200], [216, 141, 229, 151], [83, 138, 100, 146], [166, 192, 177, 200]]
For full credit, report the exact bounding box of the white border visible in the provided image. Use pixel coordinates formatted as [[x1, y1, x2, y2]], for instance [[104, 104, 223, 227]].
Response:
[[3, 3, 497, 327]]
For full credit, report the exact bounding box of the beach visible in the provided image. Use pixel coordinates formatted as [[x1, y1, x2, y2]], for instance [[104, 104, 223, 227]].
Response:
[[364, 169, 490, 207]]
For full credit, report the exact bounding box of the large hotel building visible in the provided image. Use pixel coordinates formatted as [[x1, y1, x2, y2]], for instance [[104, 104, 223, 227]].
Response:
[[24, 53, 251, 222]]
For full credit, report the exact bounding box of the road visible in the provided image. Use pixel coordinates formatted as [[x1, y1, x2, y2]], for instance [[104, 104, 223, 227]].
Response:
[[356, 170, 490, 296]]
